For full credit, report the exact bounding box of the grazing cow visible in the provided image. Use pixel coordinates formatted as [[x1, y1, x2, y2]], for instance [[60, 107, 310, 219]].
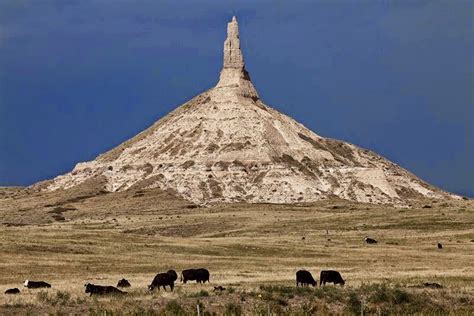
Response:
[[437, 243, 443, 249], [296, 270, 317, 287], [181, 268, 210, 284], [84, 283, 125, 296], [148, 270, 178, 291], [24, 280, 51, 289], [117, 279, 131, 288], [320, 270, 345, 286], [365, 237, 377, 244], [5, 288, 20, 295]]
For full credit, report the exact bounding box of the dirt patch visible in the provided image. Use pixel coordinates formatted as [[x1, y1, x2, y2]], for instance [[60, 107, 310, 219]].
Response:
[[396, 186, 424, 199], [222, 141, 252, 152], [298, 133, 326, 151], [274, 154, 315, 178], [209, 179, 223, 198], [253, 171, 268, 184], [130, 146, 146, 155], [214, 161, 231, 171], [126, 174, 165, 191], [324, 139, 358, 164], [138, 163, 154, 176], [206, 143, 220, 153], [181, 160, 195, 169]]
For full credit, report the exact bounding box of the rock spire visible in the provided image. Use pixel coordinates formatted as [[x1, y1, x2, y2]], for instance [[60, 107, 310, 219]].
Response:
[[223, 16, 244, 69], [216, 16, 259, 100]]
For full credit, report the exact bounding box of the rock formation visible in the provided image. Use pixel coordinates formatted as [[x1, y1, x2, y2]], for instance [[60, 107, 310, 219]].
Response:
[[35, 17, 458, 205]]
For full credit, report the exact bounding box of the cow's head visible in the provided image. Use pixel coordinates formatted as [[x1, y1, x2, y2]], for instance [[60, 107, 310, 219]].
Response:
[[148, 284, 154, 291], [167, 270, 178, 282], [84, 283, 92, 293], [341, 279, 346, 286], [311, 280, 317, 287], [24, 280, 29, 287]]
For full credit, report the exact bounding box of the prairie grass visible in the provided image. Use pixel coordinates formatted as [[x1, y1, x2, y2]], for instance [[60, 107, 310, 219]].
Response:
[[0, 187, 473, 314]]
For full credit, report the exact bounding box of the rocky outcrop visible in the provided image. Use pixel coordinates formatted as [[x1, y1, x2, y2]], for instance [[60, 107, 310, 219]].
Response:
[[34, 17, 459, 206]]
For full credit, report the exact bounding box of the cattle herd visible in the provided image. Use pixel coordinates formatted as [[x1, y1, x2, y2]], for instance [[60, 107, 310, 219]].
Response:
[[4, 236, 444, 296], [4, 268, 344, 296]]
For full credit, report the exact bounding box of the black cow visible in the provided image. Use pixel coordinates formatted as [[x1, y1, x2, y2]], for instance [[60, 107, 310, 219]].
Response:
[[296, 270, 317, 287], [320, 270, 345, 286], [213, 286, 226, 292], [117, 279, 131, 288], [5, 288, 20, 295], [181, 268, 210, 284], [365, 237, 377, 244], [24, 280, 51, 289], [437, 243, 443, 249], [84, 283, 125, 296], [148, 270, 178, 291]]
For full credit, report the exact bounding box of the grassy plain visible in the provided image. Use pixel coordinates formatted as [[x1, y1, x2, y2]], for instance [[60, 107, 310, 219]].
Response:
[[0, 185, 473, 314]]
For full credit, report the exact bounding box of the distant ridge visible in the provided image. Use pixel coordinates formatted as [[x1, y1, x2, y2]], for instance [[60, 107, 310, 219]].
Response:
[[34, 17, 459, 205]]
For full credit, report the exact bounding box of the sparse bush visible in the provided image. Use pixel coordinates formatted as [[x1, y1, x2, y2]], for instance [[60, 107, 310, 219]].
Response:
[[188, 290, 209, 298], [393, 288, 411, 304], [259, 285, 312, 298], [346, 291, 362, 314], [36, 291, 49, 303], [164, 300, 186, 316], [192, 301, 210, 316], [223, 302, 242, 316], [36, 290, 71, 306], [295, 302, 318, 315], [367, 284, 390, 304], [55, 290, 71, 306], [128, 307, 159, 315], [88, 309, 116, 316], [366, 283, 412, 306], [313, 286, 345, 303]]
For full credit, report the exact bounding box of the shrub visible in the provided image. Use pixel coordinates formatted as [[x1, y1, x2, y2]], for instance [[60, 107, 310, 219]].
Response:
[[393, 288, 411, 304], [346, 291, 362, 314], [259, 285, 312, 298], [188, 290, 209, 298], [368, 284, 390, 304], [164, 300, 186, 316], [313, 286, 345, 303], [88, 309, 117, 316], [36, 291, 71, 306], [224, 302, 242, 316]]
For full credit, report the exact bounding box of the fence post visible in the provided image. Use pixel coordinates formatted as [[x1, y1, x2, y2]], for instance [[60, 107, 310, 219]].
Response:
[[197, 304, 200, 316]]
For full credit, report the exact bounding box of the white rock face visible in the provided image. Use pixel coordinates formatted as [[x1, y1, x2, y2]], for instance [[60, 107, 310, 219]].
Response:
[[38, 17, 458, 205]]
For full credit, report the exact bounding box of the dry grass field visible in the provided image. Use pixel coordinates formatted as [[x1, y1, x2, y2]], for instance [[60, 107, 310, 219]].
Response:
[[0, 184, 473, 315]]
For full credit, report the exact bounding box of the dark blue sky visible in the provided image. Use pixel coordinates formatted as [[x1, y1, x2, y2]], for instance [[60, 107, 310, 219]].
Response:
[[0, 1, 472, 197]]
